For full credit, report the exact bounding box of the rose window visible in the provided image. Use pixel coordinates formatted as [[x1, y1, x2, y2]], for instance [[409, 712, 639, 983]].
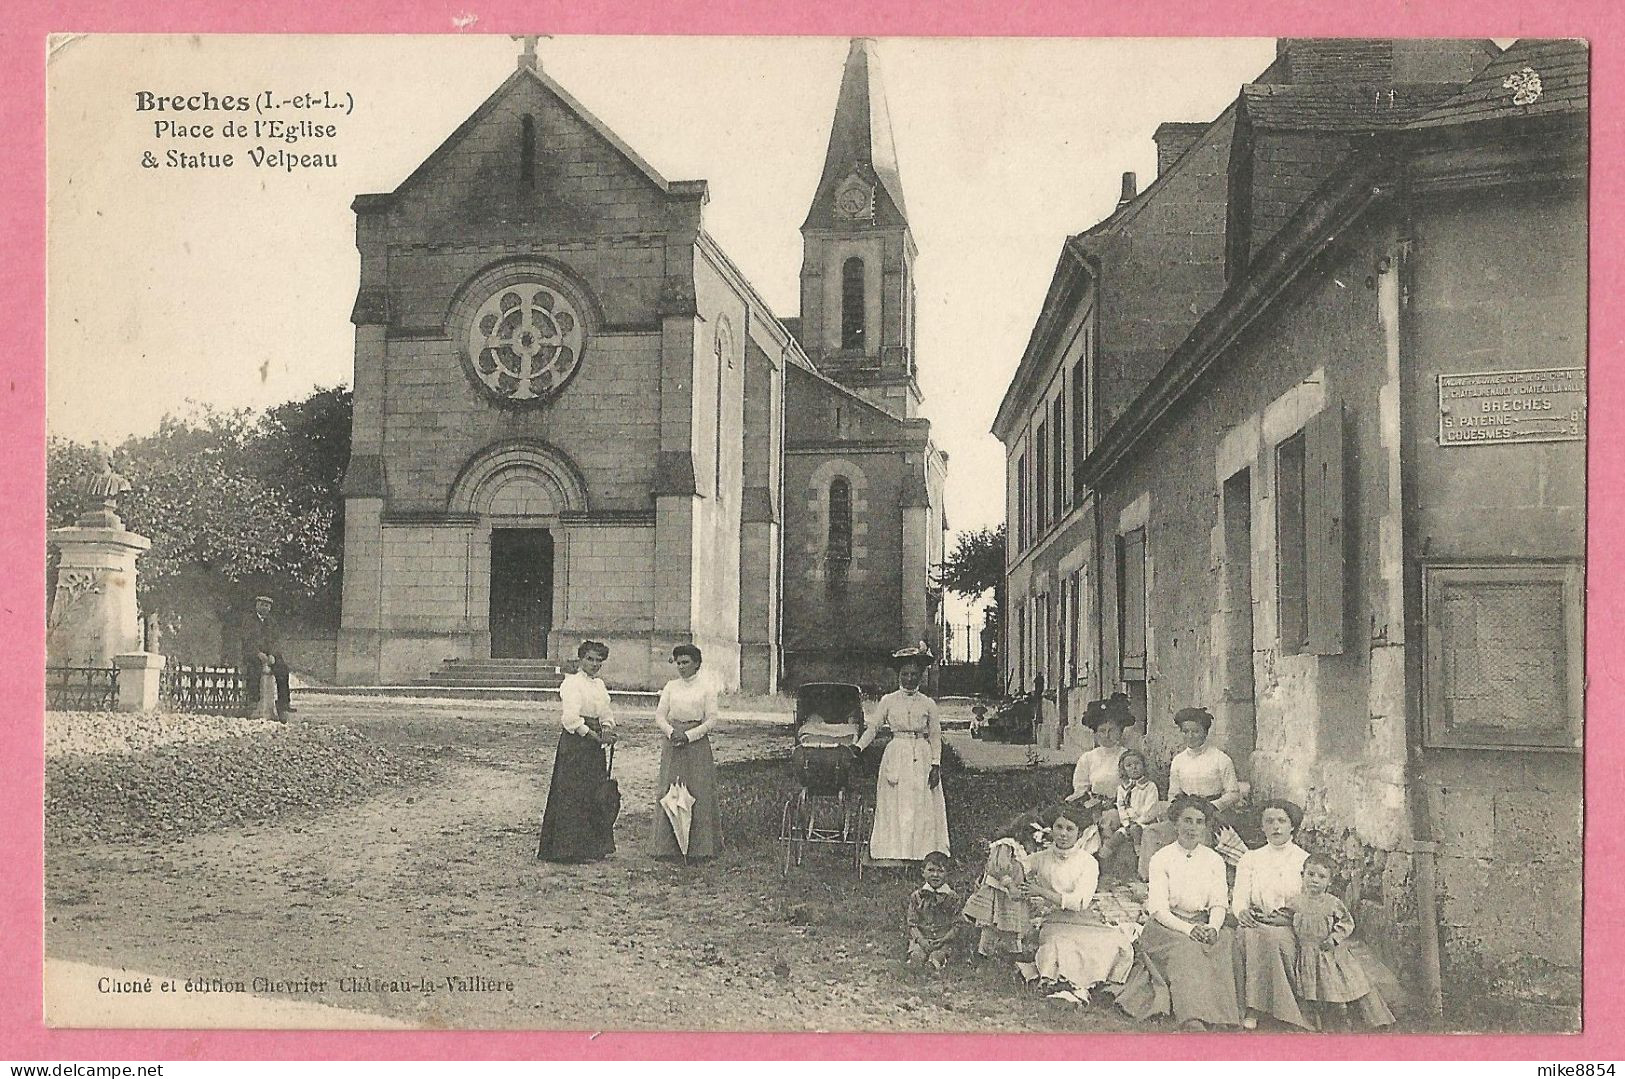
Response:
[[465, 283, 586, 403]]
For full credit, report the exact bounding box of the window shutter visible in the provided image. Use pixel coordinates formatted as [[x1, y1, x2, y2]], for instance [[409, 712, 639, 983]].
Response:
[[1119, 528, 1147, 680], [1305, 404, 1346, 655]]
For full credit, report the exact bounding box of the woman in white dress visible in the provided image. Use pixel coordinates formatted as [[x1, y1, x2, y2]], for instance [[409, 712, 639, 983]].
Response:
[[1020, 804, 1135, 999], [856, 646, 948, 864], [1232, 799, 1312, 1029]]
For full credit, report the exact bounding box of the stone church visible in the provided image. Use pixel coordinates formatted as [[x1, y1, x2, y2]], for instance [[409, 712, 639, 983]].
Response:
[[336, 39, 947, 693]]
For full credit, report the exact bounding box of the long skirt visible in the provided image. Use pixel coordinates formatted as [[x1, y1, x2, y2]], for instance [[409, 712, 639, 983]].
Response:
[[1036, 914, 1135, 990], [536, 731, 615, 862], [869, 737, 949, 863], [1235, 924, 1312, 1029], [1110, 920, 1243, 1027], [650, 726, 721, 859]]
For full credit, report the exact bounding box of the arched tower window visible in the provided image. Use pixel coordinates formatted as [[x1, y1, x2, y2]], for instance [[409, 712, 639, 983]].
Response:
[[828, 477, 853, 562], [520, 115, 536, 188], [840, 257, 866, 350]]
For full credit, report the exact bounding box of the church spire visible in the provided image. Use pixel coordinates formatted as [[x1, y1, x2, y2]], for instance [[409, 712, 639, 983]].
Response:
[[802, 38, 909, 231]]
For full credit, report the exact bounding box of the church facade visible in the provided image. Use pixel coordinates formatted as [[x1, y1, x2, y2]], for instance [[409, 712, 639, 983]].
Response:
[[336, 40, 946, 693]]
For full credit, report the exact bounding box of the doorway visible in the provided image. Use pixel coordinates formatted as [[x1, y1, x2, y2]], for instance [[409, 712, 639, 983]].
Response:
[[490, 528, 553, 659]]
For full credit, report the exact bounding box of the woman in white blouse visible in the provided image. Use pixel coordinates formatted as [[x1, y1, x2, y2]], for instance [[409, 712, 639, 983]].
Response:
[[1138, 707, 1243, 871], [856, 647, 948, 863], [1020, 804, 1134, 998], [1232, 799, 1313, 1029], [650, 644, 723, 859], [537, 640, 619, 863], [1110, 795, 1243, 1030], [1068, 697, 1135, 807]]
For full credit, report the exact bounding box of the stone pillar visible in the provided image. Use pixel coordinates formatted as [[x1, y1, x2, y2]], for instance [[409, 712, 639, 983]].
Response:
[[113, 652, 166, 712], [47, 523, 151, 668]]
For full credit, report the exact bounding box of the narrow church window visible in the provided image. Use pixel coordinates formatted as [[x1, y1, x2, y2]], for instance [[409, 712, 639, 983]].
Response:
[[520, 115, 536, 188], [841, 257, 866, 350], [828, 478, 853, 563]]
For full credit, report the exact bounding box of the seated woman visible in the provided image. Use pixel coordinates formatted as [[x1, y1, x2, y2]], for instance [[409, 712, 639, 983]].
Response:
[[1109, 795, 1243, 1031], [1019, 803, 1135, 1001], [1231, 799, 1312, 1030], [1068, 697, 1135, 810], [1137, 706, 1243, 878]]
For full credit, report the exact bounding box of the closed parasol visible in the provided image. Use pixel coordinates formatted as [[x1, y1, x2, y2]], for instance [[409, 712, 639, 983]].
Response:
[[659, 780, 696, 857]]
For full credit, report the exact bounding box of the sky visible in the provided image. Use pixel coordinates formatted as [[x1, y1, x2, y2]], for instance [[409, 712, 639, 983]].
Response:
[[46, 34, 1279, 545]]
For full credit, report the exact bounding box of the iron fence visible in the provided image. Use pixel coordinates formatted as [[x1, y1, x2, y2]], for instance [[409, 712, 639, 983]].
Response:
[[160, 664, 247, 715], [45, 666, 119, 711]]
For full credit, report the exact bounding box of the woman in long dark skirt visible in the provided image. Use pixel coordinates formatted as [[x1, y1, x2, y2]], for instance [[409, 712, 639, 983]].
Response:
[[649, 643, 721, 859], [537, 640, 618, 863]]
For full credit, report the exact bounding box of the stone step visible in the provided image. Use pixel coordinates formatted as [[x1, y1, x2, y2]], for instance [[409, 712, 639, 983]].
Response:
[[301, 684, 661, 706], [436, 661, 566, 674], [419, 673, 567, 688]]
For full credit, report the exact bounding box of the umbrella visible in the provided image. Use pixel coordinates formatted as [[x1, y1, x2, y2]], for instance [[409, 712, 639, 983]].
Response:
[[659, 780, 696, 857]]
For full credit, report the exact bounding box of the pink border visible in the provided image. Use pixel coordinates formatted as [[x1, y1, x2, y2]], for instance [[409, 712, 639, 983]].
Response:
[[5, 0, 1618, 1060]]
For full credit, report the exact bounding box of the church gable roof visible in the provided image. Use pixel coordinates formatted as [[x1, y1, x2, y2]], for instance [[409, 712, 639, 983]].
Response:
[[358, 63, 703, 231], [802, 38, 910, 232]]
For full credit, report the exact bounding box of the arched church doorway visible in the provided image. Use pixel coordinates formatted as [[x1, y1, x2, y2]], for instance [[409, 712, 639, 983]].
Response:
[[490, 528, 553, 658]]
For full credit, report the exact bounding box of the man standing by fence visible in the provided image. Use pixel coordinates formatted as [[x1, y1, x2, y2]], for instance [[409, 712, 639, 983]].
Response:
[[239, 595, 293, 721]]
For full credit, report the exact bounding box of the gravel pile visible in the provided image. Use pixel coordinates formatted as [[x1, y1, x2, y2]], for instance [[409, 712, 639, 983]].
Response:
[[45, 714, 439, 845], [46, 710, 282, 760]]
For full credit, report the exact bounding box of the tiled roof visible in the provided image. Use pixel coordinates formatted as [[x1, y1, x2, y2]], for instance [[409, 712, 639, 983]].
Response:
[[1241, 82, 1463, 131], [1408, 38, 1588, 129]]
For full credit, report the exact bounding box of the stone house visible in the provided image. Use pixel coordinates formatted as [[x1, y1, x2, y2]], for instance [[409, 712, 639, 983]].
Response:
[[994, 39, 1585, 1026], [336, 40, 945, 693]]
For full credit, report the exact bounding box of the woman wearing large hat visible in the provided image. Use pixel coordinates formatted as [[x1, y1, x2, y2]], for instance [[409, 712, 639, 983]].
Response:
[[855, 645, 949, 864], [1067, 695, 1138, 808]]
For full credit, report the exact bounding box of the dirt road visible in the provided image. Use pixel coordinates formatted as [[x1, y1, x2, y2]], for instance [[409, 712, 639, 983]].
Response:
[[45, 696, 1136, 1033]]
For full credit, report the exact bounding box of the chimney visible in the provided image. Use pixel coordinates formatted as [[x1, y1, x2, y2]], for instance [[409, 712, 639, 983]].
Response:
[[1116, 171, 1137, 210], [1153, 122, 1207, 176]]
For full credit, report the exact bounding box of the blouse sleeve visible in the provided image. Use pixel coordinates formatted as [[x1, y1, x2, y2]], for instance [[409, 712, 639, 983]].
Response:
[[1214, 752, 1242, 810], [927, 700, 942, 766], [559, 676, 591, 736], [1231, 852, 1255, 917], [1073, 754, 1093, 800], [1146, 851, 1196, 936], [1205, 852, 1230, 930], [1166, 754, 1186, 799], [654, 683, 674, 737], [857, 695, 888, 751], [1054, 854, 1100, 913], [685, 681, 721, 741], [600, 681, 617, 729]]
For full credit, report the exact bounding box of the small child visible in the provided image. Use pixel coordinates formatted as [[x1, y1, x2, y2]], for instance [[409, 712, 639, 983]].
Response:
[[962, 812, 1044, 958], [1098, 749, 1162, 878], [1291, 852, 1397, 1030], [906, 850, 964, 969]]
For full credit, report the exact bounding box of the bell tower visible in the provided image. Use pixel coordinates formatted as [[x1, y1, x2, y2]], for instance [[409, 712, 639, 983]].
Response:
[[800, 38, 921, 419]]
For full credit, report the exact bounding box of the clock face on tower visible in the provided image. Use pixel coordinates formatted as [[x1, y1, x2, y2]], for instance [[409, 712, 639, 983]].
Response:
[[833, 173, 875, 220], [463, 281, 587, 404]]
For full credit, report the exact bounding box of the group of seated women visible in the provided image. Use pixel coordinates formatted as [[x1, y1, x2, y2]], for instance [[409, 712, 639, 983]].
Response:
[[963, 703, 1394, 1032]]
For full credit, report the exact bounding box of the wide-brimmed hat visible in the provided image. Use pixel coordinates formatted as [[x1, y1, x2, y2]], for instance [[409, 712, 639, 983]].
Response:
[[1079, 699, 1135, 731], [887, 645, 936, 669]]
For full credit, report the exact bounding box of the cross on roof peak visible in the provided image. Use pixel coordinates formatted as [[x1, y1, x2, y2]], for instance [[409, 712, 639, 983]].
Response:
[[512, 34, 547, 72]]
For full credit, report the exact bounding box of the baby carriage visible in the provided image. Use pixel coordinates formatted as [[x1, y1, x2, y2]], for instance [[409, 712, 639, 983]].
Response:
[[780, 682, 875, 877]]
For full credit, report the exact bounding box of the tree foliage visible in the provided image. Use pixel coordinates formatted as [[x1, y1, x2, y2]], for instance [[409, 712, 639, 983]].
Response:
[[937, 524, 1006, 600], [47, 388, 353, 608]]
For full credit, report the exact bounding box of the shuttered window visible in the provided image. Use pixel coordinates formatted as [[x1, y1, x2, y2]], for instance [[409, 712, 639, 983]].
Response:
[[1035, 418, 1049, 533], [1117, 527, 1147, 682], [841, 257, 865, 350], [1276, 406, 1347, 656]]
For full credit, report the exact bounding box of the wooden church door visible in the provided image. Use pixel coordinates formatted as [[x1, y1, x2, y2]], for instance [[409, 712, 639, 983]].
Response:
[[489, 528, 553, 658]]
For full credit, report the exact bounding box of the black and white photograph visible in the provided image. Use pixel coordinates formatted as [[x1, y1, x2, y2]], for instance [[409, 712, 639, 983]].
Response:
[[42, 34, 1586, 1035]]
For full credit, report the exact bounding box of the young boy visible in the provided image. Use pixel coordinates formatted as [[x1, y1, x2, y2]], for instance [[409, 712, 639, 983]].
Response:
[[906, 850, 963, 969]]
